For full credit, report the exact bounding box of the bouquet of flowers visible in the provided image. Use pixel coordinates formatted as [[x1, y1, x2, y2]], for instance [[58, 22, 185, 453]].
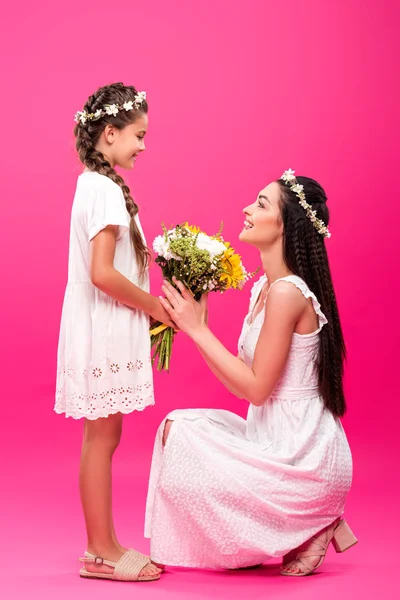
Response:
[[150, 222, 258, 371]]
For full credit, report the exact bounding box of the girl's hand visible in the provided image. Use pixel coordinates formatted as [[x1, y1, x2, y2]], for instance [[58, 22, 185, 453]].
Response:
[[160, 278, 209, 337], [149, 298, 177, 330]]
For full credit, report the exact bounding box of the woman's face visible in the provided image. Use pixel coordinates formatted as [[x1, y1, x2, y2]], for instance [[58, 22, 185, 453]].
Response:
[[239, 182, 284, 249]]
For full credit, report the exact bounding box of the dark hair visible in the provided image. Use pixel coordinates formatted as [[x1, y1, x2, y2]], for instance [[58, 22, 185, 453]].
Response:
[[74, 82, 150, 276], [278, 176, 346, 417]]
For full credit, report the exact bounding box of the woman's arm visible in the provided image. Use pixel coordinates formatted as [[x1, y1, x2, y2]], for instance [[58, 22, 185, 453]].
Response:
[[198, 351, 245, 398], [160, 279, 303, 406], [90, 226, 174, 326]]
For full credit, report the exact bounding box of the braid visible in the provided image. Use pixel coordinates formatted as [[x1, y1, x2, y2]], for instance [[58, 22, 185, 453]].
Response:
[[74, 83, 150, 277], [279, 177, 347, 417]]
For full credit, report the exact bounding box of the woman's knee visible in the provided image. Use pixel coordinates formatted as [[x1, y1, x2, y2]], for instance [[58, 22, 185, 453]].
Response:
[[162, 419, 173, 446]]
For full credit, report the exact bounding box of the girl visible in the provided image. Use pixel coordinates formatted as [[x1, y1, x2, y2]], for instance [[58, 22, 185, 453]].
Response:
[[55, 82, 172, 582], [145, 171, 357, 576]]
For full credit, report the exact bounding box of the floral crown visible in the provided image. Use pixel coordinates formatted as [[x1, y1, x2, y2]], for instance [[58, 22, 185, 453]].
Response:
[[281, 169, 331, 238], [74, 91, 147, 125]]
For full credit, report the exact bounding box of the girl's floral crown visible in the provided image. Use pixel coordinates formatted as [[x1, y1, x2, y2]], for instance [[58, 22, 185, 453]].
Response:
[[281, 169, 331, 238], [74, 91, 147, 125]]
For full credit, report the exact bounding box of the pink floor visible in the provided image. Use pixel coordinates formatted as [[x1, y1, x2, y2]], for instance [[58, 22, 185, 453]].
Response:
[[2, 422, 397, 600]]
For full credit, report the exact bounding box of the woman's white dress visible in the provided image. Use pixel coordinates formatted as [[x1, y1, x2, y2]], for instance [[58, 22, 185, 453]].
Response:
[[144, 275, 352, 569]]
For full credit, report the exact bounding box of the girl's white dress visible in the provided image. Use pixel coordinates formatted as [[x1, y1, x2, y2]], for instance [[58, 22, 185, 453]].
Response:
[[55, 172, 154, 420], [144, 275, 352, 569]]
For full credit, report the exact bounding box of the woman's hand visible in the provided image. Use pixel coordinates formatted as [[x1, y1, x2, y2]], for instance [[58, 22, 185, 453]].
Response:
[[160, 277, 208, 337]]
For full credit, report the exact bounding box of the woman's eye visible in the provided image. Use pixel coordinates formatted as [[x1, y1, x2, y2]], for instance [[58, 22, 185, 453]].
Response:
[[258, 201, 264, 208]]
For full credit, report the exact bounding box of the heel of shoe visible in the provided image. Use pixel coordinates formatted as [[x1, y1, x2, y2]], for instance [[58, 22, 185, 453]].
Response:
[[332, 519, 358, 553]]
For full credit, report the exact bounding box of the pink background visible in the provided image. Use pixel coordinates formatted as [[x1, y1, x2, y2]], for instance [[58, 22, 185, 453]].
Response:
[[1, 1, 398, 598]]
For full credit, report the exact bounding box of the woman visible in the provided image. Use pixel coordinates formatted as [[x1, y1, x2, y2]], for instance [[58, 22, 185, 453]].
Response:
[[145, 170, 357, 576]]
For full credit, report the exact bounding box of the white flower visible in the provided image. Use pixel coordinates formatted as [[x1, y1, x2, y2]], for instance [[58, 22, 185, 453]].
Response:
[[79, 111, 88, 124], [195, 233, 226, 257], [281, 169, 295, 183], [291, 183, 304, 195], [153, 235, 170, 257], [94, 109, 103, 119], [105, 104, 119, 116], [123, 101, 134, 111], [134, 91, 147, 108], [167, 228, 177, 240], [153, 235, 181, 260]]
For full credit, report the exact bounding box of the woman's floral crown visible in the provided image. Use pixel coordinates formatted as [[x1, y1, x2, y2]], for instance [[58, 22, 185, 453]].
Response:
[[74, 91, 147, 125], [281, 169, 331, 238]]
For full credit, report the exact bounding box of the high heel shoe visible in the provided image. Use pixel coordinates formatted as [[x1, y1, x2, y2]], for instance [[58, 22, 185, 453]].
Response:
[[280, 519, 358, 577]]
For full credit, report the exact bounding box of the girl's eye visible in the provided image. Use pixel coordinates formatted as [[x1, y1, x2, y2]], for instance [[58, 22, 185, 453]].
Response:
[[258, 201, 265, 208]]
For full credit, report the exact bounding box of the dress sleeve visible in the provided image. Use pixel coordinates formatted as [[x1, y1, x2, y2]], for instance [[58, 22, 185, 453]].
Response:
[[86, 179, 130, 241]]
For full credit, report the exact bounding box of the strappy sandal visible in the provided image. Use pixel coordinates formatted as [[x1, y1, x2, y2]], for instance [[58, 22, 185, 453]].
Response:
[[280, 519, 358, 577], [282, 548, 298, 567], [79, 549, 161, 582]]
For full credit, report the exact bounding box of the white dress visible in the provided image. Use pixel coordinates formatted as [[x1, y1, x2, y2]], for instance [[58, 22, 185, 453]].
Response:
[[144, 275, 353, 569], [55, 172, 154, 420]]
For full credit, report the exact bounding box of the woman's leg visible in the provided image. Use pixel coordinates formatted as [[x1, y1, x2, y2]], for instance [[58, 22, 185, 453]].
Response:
[[162, 419, 173, 446]]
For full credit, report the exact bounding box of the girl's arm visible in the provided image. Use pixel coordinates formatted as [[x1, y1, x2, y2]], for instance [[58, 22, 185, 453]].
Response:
[[90, 226, 173, 325], [160, 280, 303, 406]]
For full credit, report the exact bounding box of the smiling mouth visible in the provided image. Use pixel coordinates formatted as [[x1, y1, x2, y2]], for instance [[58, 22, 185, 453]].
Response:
[[243, 220, 254, 230]]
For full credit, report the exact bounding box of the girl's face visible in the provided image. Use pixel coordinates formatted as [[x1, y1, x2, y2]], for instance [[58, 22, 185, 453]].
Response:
[[239, 182, 284, 249], [105, 113, 148, 169]]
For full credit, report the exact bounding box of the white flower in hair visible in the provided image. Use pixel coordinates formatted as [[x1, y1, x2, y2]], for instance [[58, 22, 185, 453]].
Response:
[[281, 167, 331, 239], [74, 111, 87, 124], [291, 183, 304, 195], [134, 91, 147, 108], [123, 101, 134, 111], [93, 109, 103, 120], [105, 104, 119, 116], [281, 169, 295, 183]]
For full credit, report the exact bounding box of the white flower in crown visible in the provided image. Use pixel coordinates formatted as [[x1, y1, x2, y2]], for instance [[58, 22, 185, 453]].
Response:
[[281, 169, 296, 183], [123, 101, 134, 112], [291, 183, 304, 195], [105, 104, 119, 116], [74, 111, 87, 124], [93, 109, 103, 120], [134, 91, 147, 108]]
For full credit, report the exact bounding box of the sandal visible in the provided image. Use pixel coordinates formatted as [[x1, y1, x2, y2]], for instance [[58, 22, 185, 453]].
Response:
[[280, 518, 358, 577], [79, 549, 161, 582]]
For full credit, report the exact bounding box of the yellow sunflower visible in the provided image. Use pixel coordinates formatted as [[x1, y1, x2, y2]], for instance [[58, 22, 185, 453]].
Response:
[[219, 247, 245, 289]]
